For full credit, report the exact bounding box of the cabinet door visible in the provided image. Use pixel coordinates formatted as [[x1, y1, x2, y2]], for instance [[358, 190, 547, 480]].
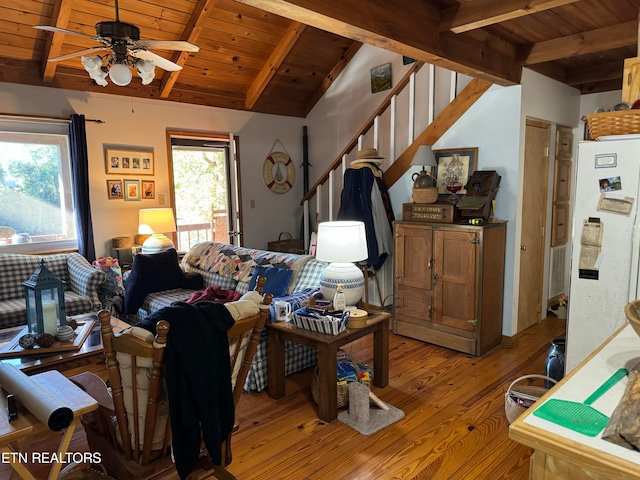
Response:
[[395, 224, 432, 290], [433, 228, 476, 332], [394, 224, 433, 324]]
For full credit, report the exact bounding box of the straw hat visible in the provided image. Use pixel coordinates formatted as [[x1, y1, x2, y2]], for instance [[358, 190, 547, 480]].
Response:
[[351, 147, 384, 166]]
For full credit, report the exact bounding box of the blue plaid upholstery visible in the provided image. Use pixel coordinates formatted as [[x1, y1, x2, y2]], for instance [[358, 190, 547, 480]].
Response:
[[137, 241, 328, 391], [0, 253, 106, 328]]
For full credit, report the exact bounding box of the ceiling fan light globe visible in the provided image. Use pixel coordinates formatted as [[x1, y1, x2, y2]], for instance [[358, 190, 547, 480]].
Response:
[[109, 63, 132, 86], [81, 55, 103, 72], [92, 69, 108, 87]]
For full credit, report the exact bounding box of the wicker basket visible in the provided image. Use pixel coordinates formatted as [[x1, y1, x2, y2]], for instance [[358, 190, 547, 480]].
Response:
[[504, 374, 557, 424], [587, 110, 640, 139], [413, 187, 438, 204], [111, 236, 132, 248], [267, 231, 304, 253], [311, 351, 370, 408]]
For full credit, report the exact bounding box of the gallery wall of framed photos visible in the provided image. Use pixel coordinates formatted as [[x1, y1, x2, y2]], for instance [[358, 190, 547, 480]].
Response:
[[104, 146, 156, 201]]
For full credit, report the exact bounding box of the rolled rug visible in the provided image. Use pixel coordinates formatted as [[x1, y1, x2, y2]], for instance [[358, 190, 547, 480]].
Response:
[[0, 363, 73, 431]]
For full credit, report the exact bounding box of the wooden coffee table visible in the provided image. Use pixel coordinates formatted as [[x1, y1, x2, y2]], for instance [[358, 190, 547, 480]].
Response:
[[266, 310, 390, 422], [0, 313, 129, 375]]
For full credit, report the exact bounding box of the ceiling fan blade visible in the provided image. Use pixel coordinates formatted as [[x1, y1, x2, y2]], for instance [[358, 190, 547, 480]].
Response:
[[137, 40, 199, 53], [34, 25, 97, 40], [131, 50, 183, 71], [49, 46, 108, 62]]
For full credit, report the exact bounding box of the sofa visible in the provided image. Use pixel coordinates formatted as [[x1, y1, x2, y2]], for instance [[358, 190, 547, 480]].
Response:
[[0, 253, 107, 329], [122, 241, 328, 392]]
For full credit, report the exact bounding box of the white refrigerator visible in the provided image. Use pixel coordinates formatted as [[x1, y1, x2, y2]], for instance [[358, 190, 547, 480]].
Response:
[[566, 137, 640, 373]]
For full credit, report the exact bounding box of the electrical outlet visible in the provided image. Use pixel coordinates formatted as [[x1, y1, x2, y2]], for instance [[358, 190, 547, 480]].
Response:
[[250, 199, 255, 208], [158, 193, 165, 205]]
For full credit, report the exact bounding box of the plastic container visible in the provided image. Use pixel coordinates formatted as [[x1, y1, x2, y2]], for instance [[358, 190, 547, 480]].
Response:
[[333, 284, 346, 311]]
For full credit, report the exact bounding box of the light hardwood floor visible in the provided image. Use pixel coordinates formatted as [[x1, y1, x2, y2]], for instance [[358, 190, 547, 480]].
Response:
[[3, 316, 566, 480]]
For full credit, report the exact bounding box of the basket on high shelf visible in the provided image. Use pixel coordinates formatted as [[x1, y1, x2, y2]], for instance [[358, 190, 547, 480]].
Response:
[[586, 110, 640, 139], [504, 374, 557, 424], [412, 187, 438, 204]]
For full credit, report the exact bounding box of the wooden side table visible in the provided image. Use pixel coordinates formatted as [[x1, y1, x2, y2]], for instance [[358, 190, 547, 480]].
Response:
[[267, 310, 390, 422], [0, 370, 98, 479]]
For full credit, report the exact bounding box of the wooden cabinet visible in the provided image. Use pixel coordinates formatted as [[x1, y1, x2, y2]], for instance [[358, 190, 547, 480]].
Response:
[[393, 220, 506, 356]]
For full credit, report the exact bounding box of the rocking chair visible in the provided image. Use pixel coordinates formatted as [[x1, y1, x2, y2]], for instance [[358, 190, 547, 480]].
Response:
[[72, 297, 268, 480]]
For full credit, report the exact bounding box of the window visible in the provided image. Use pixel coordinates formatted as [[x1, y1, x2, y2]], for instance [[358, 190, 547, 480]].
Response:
[[0, 119, 77, 253]]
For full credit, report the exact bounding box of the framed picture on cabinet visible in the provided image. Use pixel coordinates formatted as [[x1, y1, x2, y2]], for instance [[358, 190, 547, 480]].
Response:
[[434, 147, 478, 197], [141, 180, 155, 199], [107, 180, 123, 200], [105, 148, 154, 175], [124, 179, 141, 201]]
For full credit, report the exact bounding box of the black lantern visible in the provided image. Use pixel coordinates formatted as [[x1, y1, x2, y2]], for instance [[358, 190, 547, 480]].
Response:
[[23, 260, 67, 336]]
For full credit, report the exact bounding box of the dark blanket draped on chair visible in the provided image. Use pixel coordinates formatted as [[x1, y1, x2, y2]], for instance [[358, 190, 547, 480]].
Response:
[[69, 114, 96, 262], [142, 301, 236, 479]]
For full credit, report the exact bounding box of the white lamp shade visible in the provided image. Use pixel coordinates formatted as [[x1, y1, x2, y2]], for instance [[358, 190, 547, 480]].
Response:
[[315, 221, 368, 263], [139, 208, 176, 234], [412, 145, 437, 167], [139, 208, 177, 254], [316, 221, 368, 306]]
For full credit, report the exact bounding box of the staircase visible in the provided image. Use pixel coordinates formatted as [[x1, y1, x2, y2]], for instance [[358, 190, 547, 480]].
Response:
[[301, 61, 493, 306]]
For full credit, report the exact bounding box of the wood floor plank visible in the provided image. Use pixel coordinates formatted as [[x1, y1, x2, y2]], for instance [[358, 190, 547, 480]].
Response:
[[0, 317, 565, 480]]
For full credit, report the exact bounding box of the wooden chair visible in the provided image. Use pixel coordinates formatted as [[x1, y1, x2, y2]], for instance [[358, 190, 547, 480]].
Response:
[[72, 298, 269, 480]]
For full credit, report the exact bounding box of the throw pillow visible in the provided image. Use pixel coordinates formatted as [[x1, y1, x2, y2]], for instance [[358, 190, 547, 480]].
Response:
[[247, 265, 293, 298], [124, 249, 184, 314]]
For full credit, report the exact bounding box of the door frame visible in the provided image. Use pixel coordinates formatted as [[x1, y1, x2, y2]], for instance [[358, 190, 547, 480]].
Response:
[[165, 129, 244, 247], [516, 118, 551, 333]]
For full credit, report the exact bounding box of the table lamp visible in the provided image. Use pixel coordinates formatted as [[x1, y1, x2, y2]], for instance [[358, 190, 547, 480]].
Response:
[[316, 221, 368, 307], [138, 208, 177, 254], [412, 145, 438, 203]]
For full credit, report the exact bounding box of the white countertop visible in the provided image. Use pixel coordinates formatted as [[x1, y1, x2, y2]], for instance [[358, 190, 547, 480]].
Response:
[[523, 324, 640, 464]]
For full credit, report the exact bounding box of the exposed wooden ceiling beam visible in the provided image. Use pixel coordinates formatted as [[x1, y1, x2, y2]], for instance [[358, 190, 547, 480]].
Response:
[[519, 21, 638, 65], [566, 60, 624, 86], [42, 0, 74, 83], [245, 21, 306, 109], [233, 0, 521, 86], [159, 0, 217, 98], [441, 0, 579, 34]]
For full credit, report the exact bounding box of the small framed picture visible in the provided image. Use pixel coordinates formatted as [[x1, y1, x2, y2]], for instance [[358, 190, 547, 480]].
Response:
[[107, 180, 123, 200], [105, 148, 154, 175], [124, 179, 141, 201], [434, 148, 479, 198], [142, 180, 155, 199], [370, 63, 392, 93]]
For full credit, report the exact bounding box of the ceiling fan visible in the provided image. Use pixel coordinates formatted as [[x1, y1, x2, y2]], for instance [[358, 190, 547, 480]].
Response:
[[34, 0, 199, 86]]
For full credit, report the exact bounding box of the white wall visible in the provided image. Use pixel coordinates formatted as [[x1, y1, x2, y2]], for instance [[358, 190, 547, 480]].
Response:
[[0, 82, 306, 255]]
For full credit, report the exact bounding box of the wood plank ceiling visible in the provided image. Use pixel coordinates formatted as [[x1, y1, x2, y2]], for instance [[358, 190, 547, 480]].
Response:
[[0, 0, 638, 118]]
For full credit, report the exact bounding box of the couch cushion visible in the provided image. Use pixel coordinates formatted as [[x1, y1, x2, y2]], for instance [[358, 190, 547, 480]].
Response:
[[0, 253, 70, 302], [0, 291, 94, 329], [292, 259, 328, 292], [124, 249, 184, 314], [248, 266, 293, 298]]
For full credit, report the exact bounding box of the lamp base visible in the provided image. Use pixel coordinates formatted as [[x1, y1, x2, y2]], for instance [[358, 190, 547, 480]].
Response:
[[319, 262, 365, 307], [141, 234, 175, 254]]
